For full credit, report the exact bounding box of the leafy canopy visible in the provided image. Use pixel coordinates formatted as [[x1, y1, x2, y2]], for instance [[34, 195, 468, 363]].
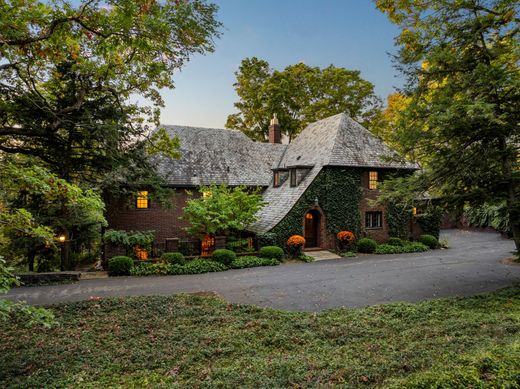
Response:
[[376, 0, 520, 250], [183, 185, 265, 237], [226, 58, 383, 142]]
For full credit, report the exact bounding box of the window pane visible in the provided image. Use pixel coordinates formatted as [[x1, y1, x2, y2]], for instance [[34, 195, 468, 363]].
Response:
[[290, 169, 296, 187], [369, 171, 378, 190], [137, 191, 149, 209]]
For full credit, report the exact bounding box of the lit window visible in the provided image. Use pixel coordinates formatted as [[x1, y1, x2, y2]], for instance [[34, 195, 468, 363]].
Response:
[[136, 191, 149, 209], [273, 171, 280, 187], [134, 246, 148, 260], [365, 211, 383, 229], [290, 169, 297, 187], [369, 171, 378, 190]]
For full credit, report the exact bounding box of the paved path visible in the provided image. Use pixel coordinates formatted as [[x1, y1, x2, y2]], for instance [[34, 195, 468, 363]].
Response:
[[305, 250, 342, 261], [5, 230, 519, 311]]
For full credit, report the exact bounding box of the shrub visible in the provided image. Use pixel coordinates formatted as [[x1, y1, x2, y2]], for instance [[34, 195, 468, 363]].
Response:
[[108, 256, 133, 276], [287, 235, 305, 257], [387, 237, 404, 246], [420, 234, 439, 249], [230, 256, 280, 269], [375, 242, 429, 255], [298, 254, 314, 263], [225, 238, 253, 253], [336, 231, 355, 242], [404, 242, 429, 252], [130, 263, 156, 276], [161, 252, 185, 265], [257, 232, 278, 248], [211, 249, 236, 266], [183, 258, 227, 274], [259, 246, 284, 261], [357, 238, 377, 253]]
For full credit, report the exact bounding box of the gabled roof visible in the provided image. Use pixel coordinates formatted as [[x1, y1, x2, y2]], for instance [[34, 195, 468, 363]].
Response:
[[249, 113, 418, 233], [152, 125, 286, 186]]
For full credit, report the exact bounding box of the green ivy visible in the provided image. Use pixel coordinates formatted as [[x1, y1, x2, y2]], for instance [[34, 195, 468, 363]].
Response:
[[386, 203, 412, 239], [270, 167, 362, 249], [103, 230, 155, 256], [416, 208, 443, 239]]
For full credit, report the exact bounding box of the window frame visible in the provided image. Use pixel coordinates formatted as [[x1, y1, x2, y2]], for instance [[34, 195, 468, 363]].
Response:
[[136, 190, 149, 209], [290, 169, 297, 187], [368, 171, 378, 190], [273, 171, 281, 187], [365, 211, 383, 229]]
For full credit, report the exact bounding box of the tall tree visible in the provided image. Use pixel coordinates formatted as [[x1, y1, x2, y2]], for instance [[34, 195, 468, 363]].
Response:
[[376, 0, 520, 250], [0, 0, 221, 183], [226, 58, 382, 142]]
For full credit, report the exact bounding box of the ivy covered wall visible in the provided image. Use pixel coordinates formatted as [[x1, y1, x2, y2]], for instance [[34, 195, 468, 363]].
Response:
[[269, 167, 362, 248]]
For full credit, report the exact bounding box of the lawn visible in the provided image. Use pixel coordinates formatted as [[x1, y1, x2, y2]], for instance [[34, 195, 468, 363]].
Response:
[[2, 287, 520, 388]]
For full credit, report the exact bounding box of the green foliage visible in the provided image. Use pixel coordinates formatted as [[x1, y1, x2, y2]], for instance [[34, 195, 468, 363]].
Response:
[[0, 0, 220, 186], [439, 239, 449, 249], [103, 230, 155, 256], [160, 252, 185, 266], [375, 242, 429, 255], [181, 259, 227, 274], [108, 256, 133, 276], [357, 238, 377, 253], [387, 237, 404, 247], [183, 185, 265, 237], [211, 249, 236, 267], [259, 246, 284, 261], [230, 256, 279, 269], [257, 232, 278, 248], [270, 167, 362, 250], [463, 202, 511, 235], [298, 255, 315, 263], [386, 204, 412, 240], [376, 0, 520, 251], [416, 210, 442, 239], [419, 235, 439, 249], [225, 238, 254, 253], [226, 58, 383, 141], [3, 285, 520, 387]]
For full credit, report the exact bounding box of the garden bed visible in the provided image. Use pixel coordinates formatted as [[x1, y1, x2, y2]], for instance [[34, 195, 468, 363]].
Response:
[[15, 271, 81, 286]]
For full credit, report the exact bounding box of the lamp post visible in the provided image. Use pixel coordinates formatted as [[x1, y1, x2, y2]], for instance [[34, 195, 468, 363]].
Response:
[[57, 233, 69, 271]]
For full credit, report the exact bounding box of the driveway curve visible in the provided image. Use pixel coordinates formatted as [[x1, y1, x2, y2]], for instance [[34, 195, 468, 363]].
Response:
[[5, 229, 520, 311]]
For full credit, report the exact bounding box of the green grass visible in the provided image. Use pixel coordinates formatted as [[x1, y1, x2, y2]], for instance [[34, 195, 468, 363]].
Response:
[[2, 287, 520, 388]]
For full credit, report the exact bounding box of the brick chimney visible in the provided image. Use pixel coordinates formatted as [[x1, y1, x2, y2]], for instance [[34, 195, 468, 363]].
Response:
[[268, 113, 281, 144]]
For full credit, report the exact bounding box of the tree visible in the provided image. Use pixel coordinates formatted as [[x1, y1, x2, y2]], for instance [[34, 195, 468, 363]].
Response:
[[226, 58, 383, 142], [0, 0, 221, 184], [0, 157, 106, 271], [182, 185, 265, 237], [376, 0, 520, 250]]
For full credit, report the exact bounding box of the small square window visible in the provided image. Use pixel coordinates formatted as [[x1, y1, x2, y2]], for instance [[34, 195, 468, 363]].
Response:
[[365, 211, 382, 229], [136, 191, 149, 209], [290, 169, 297, 187], [369, 171, 378, 190]]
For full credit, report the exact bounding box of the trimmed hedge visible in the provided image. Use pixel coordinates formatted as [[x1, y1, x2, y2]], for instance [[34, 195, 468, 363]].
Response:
[[375, 242, 429, 255], [259, 246, 284, 261], [212, 249, 236, 266], [160, 252, 185, 265], [387, 237, 404, 247], [419, 234, 439, 249], [230, 256, 280, 269], [130, 259, 226, 277], [108, 256, 133, 276], [357, 238, 377, 253]]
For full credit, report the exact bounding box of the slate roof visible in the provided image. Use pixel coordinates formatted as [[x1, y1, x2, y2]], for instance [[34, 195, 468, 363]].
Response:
[[153, 125, 286, 186], [249, 113, 418, 232], [153, 114, 418, 233]]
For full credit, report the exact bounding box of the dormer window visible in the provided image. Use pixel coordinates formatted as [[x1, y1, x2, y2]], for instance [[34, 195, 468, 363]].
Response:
[[369, 171, 378, 190], [290, 169, 297, 187], [136, 191, 149, 209], [273, 171, 281, 187]]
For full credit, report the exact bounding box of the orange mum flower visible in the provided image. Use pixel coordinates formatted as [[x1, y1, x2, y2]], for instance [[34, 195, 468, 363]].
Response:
[[287, 235, 306, 247], [337, 231, 355, 242]]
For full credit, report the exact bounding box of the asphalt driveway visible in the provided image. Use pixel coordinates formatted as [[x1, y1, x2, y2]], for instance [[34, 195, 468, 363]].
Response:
[[5, 229, 519, 311]]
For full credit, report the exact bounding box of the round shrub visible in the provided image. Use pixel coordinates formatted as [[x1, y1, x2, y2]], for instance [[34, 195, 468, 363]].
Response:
[[161, 252, 185, 265], [419, 234, 438, 249], [211, 249, 236, 266], [108, 256, 133, 276], [259, 246, 284, 261], [357, 238, 377, 253], [387, 237, 404, 247]]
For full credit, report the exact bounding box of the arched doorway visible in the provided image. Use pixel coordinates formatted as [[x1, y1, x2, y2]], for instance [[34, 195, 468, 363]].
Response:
[[304, 210, 321, 248]]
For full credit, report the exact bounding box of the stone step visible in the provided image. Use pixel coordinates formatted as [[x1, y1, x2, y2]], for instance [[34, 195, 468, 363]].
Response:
[[305, 250, 342, 261]]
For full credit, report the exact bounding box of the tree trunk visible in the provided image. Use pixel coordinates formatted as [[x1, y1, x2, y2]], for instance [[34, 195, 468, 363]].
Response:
[[27, 249, 36, 272]]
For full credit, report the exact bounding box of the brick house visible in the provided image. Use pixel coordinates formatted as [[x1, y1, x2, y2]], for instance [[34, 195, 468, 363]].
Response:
[[105, 113, 418, 252]]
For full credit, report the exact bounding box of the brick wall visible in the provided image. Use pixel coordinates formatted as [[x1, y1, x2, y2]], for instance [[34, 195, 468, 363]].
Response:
[[359, 170, 390, 243], [105, 188, 200, 244]]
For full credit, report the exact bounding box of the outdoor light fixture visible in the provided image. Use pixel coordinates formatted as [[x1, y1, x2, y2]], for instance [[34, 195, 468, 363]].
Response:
[[412, 207, 417, 216], [314, 197, 319, 206], [57, 235, 66, 243]]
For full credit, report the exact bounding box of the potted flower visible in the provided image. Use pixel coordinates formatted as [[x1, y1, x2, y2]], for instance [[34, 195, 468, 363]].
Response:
[[287, 235, 305, 257], [336, 230, 355, 252]]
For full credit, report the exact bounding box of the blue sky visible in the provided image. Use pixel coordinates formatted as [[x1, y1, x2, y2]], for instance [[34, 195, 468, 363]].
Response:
[[158, 0, 402, 128]]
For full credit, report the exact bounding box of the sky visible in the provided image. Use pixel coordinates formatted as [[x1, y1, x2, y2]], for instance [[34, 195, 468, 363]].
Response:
[[157, 0, 403, 128]]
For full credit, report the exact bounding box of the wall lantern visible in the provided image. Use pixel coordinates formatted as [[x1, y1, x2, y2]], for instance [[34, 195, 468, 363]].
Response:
[[314, 197, 319, 206], [57, 234, 66, 243], [411, 207, 417, 216]]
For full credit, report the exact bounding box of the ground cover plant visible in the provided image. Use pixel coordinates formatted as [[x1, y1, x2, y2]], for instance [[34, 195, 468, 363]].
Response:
[[2, 287, 520, 388], [375, 242, 429, 255]]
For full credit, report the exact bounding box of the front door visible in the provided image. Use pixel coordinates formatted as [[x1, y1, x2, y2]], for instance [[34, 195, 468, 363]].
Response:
[[304, 211, 320, 248]]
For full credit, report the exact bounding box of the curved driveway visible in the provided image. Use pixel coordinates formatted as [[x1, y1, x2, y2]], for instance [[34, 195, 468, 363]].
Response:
[[5, 230, 520, 311]]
